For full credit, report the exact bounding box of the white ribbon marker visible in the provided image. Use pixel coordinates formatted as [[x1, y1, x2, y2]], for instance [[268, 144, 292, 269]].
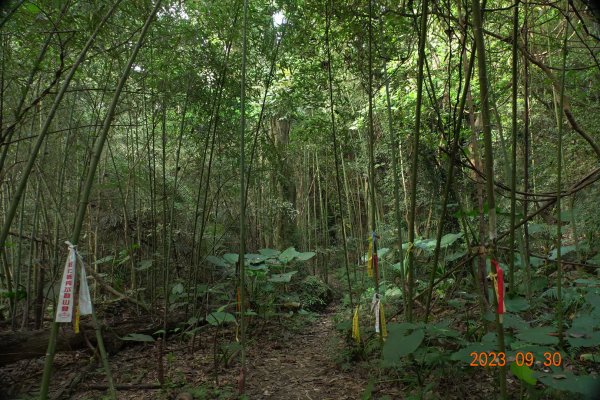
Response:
[[78, 255, 93, 315], [371, 293, 381, 333], [55, 242, 93, 323], [55, 242, 77, 322]]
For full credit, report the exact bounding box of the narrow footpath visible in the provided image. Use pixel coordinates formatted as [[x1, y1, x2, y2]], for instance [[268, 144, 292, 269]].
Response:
[[245, 304, 367, 399]]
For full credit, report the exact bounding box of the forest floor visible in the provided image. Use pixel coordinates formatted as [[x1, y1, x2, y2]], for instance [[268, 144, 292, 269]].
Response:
[[244, 303, 369, 399], [0, 299, 406, 400]]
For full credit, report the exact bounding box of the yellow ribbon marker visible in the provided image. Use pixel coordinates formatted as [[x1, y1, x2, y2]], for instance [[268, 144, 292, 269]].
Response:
[[380, 304, 387, 339], [352, 305, 360, 344], [74, 306, 80, 334], [367, 236, 373, 277]]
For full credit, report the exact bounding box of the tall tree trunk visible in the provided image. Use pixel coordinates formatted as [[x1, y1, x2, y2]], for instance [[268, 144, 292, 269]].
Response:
[[325, 0, 353, 306], [40, 2, 161, 397], [471, 0, 507, 397], [406, 0, 430, 322]]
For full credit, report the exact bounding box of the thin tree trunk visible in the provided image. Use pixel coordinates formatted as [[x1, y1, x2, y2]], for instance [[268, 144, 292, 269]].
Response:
[[471, 0, 507, 397], [406, 0, 430, 323], [325, 0, 353, 306], [238, 0, 249, 393], [554, 0, 569, 348], [40, 2, 161, 397], [509, 0, 519, 295]]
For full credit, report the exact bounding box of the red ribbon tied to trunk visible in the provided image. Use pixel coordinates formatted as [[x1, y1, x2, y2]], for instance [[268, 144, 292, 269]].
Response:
[[491, 259, 505, 318]]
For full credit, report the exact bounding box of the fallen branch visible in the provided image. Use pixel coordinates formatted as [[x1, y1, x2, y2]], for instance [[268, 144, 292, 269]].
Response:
[[84, 263, 152, 314]]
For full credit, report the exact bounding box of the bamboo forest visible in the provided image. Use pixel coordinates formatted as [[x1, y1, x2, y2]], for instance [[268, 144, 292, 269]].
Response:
[[1, 0, 600, 398]]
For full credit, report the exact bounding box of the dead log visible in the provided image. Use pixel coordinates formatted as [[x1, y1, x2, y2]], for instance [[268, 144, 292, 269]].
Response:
[[0, 314, 184, 366]]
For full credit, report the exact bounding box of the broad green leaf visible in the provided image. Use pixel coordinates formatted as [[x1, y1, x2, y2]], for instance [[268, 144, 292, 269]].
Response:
[[23, 3, 41, 14], [571, 313, 597, 333], [258, 248, 280, 257], [503, 314, 530, 330], [445, 250, 467, 262], [377, 248, 390, 258], [507, 344, 548, 360], [440, 232, 463, 247], [567, 331, 600, 348], [450, 343, 488, 363], [245, 253, 268, 264], [576, 279, 600, 287], [516, 326, 558, 345], [137, 259, 153, 271], [527, 223, 550, 235], [269, 271, 297, 283], [120, 333, 155, 342], [559, 209, 578, 222], [585, 292, 600, 310], [387, 322, 423, 334], [296, 251, 316, 261], [548, 245, 576, 260], [537, 372, 599, 397], [391, 262, 404, 272], [426, 321, 460, 338], [383, 327, 424, 362], [505, 297, 530, 312], [587, 253, 600, 266], [248, 264, 268, 271], [207, 311, 236, 326], [223, 253, 239, 264], [529, 256, 545, 267], [279, 247, 300, 263], [384, 287, 402, 298], [481, 332, 497, 344], [116, 255, 130, 266], [95, 255, 114, 265], [510, 363, 537, 385], [206, 256, 227, 268], [171, 283, 184, 295], [336, 320, 352, 331], [414, 238, 436, 252]]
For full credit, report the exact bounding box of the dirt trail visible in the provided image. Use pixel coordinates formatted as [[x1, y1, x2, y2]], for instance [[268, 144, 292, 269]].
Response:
[[245, 305, 366, 399], [1, 303, 372, 400]]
